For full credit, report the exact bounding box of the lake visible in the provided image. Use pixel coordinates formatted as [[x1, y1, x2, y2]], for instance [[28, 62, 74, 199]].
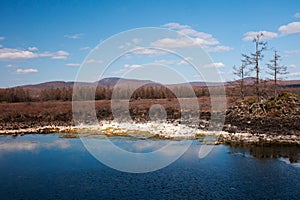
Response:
[[0, 134, 299, 199]]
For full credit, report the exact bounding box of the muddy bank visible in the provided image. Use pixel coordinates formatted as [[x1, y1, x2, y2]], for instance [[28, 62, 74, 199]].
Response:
[[1, 121, 299, 146], [0, 110, 300, 138], [224, 116, 300, 135], [1, 94, 300, 144], [1, 109, 299, 136], [217, 132, 300, 146]]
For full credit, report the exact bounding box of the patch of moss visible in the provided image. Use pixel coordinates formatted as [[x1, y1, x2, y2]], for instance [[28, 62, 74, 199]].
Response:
[[242, 97, 256, 105], [263, 92, 300, 111], [263, 100, 276, 111], [275, 92, 300, 101]]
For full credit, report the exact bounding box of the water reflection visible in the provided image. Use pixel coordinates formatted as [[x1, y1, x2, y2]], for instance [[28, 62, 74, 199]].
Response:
[[81, 135, 193, 173], [0, 138, 71, 152], [0, 134, 299, 199], [229, 144, 300, 164]]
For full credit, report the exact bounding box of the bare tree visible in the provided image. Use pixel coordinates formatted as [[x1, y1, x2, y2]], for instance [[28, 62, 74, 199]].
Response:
[[233, 61, 249, 99], [267, 50, 288, 96], [243, 33, 267, 101]]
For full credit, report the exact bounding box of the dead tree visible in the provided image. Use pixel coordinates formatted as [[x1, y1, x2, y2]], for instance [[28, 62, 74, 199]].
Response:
[[242, 33, 267, 102], [233, 61, 249, 99], [267, 50, 288, 96]]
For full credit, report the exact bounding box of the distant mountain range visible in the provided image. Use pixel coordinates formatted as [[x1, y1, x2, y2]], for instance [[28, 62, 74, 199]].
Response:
[[14, 77, 154, 90], [7, 77, 300, 90]]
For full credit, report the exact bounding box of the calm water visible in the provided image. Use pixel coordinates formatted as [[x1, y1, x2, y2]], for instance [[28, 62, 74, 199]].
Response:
[[0, 134, 299, 199]]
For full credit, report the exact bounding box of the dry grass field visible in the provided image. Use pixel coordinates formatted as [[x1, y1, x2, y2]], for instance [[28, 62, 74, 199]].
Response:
[[0, 96, 232, 129]]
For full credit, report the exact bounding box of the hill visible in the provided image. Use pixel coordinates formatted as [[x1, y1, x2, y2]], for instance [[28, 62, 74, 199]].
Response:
[[11, 77, 300, 91]]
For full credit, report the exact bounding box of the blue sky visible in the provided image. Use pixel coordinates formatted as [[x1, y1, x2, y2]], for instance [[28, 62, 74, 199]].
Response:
[[0, 0, 300, 87]]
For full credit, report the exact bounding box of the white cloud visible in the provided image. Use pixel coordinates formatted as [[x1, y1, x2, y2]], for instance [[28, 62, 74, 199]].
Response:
[[206, 45, 233, 52], [51, 50, 69, 60], [85, 59, 103, 64], [119, 23, 231, 54], [151, 34, 219, 48], [38, 52, 51, 57], [162, 23, 190, 30], [64, 33, 83, 39], [0, 36, 5, 41], [66, 63, 80, 67], [112, 69, 127, 75], [150, 37, 220, 48], [153, 57, 194, 66], [0, 47, 69, 61], [39, 50, 69, 60], [289, 64, 297, 68], [288, 72, 300, 77], [15, 68, 38, 74], [118, 42, 131, 49], [177, 57, 193, 65], [85, 59, 96, 64], [278, 22, 300, 35], [118, 38, 141, 50], [154, 22, 232, 52], [112, 64, 143, 74], [132, 38, 141, 44], [177, 28, 213, 39], [80, 46, 90, 51], [119, 23, 230, 55], [124, 64, 143, 69], [284, 50, 300, 55], [0, 48, 38, 61], [6, 64, 16, 68], [154, 59, 175, 65], [243, 31, 278, 41], [28, 46, 38, 51], [151, 37, 197, 48], [203, 62, 225, 68], [294, 13, 300, 18], [131, 47, 166, 56]]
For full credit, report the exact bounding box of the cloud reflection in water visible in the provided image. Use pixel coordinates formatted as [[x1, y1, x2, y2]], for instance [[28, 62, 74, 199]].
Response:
[[0, 140, 71, 152]]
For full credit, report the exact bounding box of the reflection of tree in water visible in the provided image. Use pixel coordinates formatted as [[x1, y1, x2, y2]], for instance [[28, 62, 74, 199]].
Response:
[[229, 144, 300, 163]]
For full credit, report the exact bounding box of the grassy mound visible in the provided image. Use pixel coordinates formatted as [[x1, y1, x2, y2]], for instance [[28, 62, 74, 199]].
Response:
[[227, 92, 300, 118]]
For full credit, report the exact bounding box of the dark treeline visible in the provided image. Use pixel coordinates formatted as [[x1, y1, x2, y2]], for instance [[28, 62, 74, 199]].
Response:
[[0, 84, 298, 103], [0, 88, 31, 102], [0, 85, 211, 103]]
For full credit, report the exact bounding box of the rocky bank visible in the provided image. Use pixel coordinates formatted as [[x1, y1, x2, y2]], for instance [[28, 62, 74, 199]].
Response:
[[0, 93, 300, 145]]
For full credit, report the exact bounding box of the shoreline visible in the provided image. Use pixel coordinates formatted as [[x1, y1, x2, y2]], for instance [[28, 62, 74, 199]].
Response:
[[1, 121, 299, 146], [1, 94, 300, 137]]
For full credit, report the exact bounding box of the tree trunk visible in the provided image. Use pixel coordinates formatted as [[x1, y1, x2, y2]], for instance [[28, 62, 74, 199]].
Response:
[[255, 41, 260, 102]]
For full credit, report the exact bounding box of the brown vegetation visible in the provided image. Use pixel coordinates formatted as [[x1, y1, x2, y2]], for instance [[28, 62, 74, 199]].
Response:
[[226, 93, 300, 135], [0, 96, 223, 130], [0, 79, 300, 135], [0, 80, 299, 103]]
